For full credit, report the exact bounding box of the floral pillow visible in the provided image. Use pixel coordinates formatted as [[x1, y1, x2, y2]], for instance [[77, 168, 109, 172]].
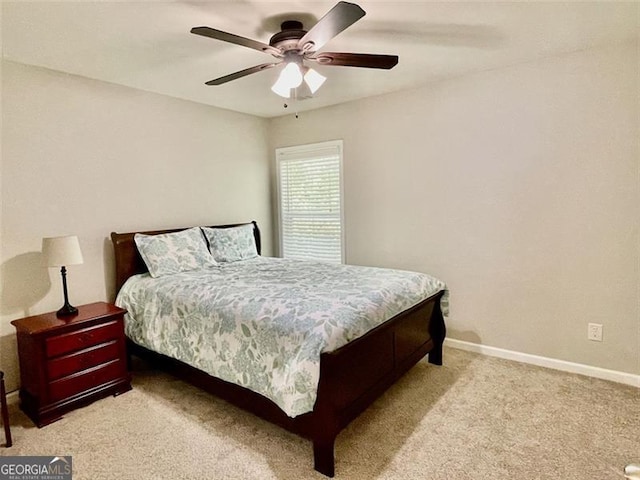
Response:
[[201, 224, 258, 263], [134, 227, 217, 278]]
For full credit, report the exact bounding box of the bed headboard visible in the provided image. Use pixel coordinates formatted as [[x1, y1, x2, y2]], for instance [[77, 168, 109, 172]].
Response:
[[110, 221, 261, 294]]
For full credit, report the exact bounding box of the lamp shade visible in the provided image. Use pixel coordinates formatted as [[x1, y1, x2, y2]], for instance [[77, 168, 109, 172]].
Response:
[[42, 236, 84, 267]]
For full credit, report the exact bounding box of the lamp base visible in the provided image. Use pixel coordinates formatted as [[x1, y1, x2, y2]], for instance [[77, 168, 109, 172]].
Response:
[[56, 303, 78, 318]]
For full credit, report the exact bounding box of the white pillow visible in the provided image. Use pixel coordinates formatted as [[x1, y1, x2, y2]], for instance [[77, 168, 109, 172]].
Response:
[[134, 227, 217, 278], [201, 224, 258, 263]]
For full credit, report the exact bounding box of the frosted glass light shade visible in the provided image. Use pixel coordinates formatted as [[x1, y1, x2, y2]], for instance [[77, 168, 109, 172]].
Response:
[[304, 68, 326, 94], [42, 236, 84, 267], [271, 76, 292, 98], [281, 62, 303, 88]]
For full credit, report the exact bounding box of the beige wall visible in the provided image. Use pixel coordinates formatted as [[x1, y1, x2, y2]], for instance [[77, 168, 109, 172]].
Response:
[[0, 61, 272, 391], [1, 40, 637, 395], [269, 42, 640, 375]]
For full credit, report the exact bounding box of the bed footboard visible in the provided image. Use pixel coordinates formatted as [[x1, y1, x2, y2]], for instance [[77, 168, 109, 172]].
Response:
[[311, 292, 445, 477]]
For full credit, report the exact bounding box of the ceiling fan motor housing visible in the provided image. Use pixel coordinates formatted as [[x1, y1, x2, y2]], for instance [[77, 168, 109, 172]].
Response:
[[269, 21, 308, 52]]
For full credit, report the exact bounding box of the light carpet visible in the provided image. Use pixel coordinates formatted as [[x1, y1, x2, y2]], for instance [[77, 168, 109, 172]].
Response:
[[2, 347, 638, 479]]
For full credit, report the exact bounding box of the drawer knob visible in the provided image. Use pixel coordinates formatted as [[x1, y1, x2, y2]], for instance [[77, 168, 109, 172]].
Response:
[[78, 333, 94, 343]]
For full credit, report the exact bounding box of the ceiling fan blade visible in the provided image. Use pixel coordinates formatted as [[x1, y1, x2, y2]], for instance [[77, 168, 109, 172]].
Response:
[[298, 2, 366, 52], [191, 26, 280, 56], [312, 52, 398, 69], [205, 63, 280, 86]]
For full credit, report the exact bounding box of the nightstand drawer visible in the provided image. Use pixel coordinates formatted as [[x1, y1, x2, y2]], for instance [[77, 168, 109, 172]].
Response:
[[47, 340, 120, 380], [46, 320, 120, 358], [48, 359, 123, 403]]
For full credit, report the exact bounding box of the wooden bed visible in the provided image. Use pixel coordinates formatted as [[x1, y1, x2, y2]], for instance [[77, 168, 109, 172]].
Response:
[[111, 221, 446, 477]]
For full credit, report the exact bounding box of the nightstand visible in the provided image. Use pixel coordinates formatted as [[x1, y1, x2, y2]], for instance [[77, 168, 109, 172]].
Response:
[[11, 302, 131, 427]]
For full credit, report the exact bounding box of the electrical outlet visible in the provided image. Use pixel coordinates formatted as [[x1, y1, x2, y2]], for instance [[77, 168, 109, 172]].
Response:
[[588, 323, 603, 342]]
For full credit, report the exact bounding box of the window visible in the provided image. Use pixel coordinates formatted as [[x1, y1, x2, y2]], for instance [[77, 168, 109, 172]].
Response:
[[277, 140, 344, 263]]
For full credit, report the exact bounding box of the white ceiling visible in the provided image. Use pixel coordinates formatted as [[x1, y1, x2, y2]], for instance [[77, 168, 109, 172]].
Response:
[[2, 1, 638, 118]]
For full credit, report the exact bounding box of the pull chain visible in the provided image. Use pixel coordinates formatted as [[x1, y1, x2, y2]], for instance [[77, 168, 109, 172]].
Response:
[[282, 89, 300, 119]]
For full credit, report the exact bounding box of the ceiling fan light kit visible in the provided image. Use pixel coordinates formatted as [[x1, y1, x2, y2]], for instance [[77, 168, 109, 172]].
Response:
[[271, 63, 301, 98], [191, 1, 398, 101], [271, 61, 327, 99]]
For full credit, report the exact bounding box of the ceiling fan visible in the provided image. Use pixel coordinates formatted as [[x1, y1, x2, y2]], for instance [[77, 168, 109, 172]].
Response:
[[191, 1, 399, 99]]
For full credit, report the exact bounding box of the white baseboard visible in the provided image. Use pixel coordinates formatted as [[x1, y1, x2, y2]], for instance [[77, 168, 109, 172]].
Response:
[[4, 344, 636, 409], [6, 390, 19, 406], [444, 338, 640, 388]]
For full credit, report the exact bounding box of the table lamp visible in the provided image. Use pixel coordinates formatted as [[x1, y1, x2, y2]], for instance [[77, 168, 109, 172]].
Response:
[[42, 235, 84, 317]]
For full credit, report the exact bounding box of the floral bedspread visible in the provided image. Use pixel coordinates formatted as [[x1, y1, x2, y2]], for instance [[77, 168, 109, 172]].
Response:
[[116, 256, 448, 417]]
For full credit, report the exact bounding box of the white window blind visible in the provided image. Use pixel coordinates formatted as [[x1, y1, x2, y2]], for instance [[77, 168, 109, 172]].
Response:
[[277, 140, 344, 263]]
